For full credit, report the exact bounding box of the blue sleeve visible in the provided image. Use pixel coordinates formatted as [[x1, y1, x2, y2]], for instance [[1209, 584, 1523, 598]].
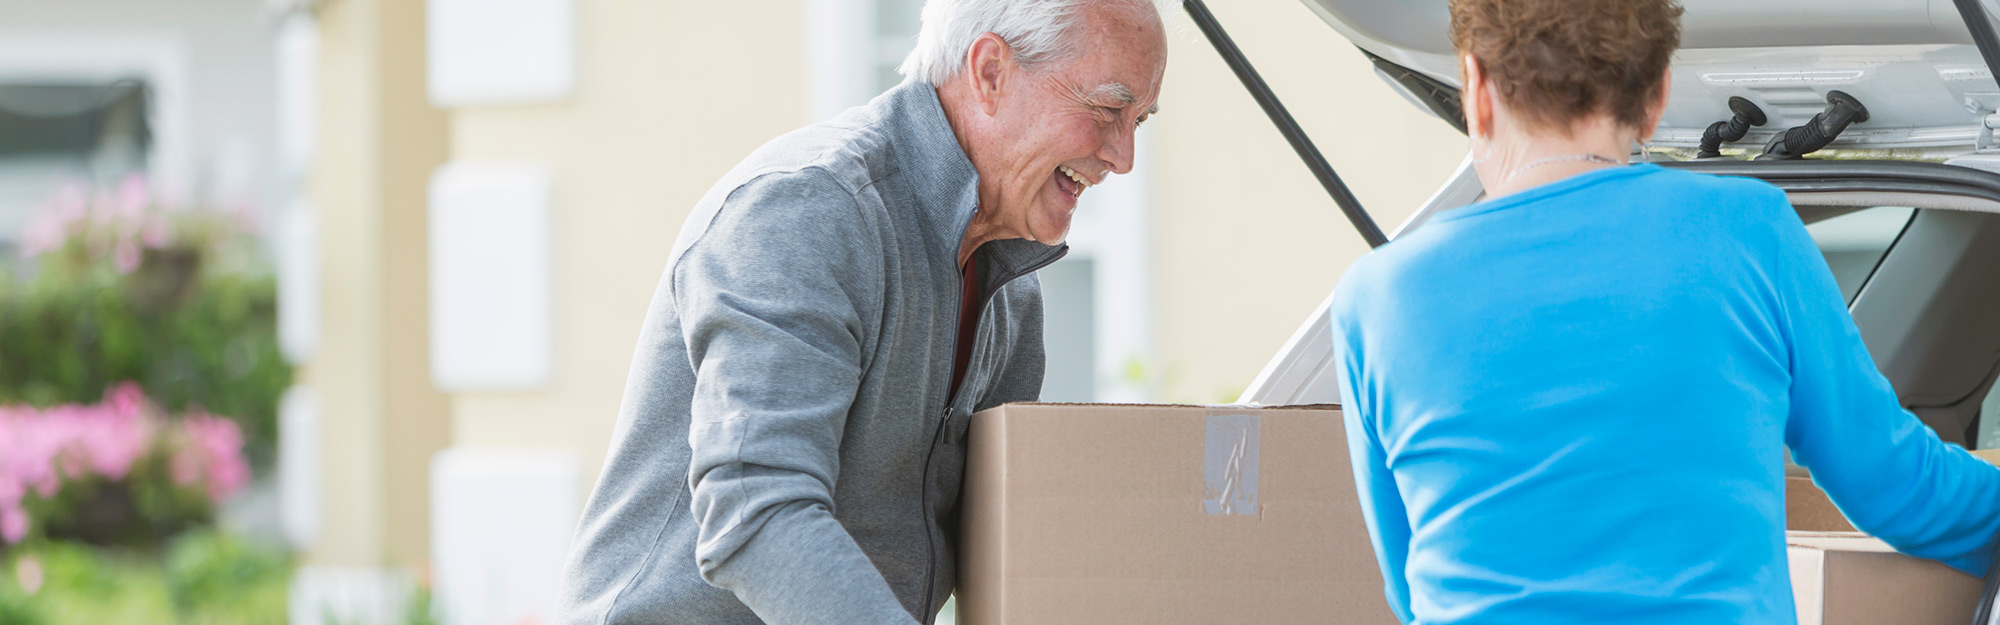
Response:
[[1335, 312, 1417, 624], [1773, 201, 2000, 576]]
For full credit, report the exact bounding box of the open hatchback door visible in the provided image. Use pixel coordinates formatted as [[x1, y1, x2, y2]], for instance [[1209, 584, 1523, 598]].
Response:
[[1232, 0, 2000, 452]]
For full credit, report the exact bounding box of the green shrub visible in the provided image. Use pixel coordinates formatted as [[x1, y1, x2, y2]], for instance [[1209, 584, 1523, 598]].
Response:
[[165, 530, 290, 624], [1, 540, 176, 624], [0, 584, 48, 625], [0, 534, 289, 625], [0, 188, 289, 470], [7, 389, 250, 548]]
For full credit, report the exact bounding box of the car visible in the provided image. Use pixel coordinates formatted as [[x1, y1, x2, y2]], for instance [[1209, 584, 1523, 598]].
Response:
[[1197, 0, 2000, 455]]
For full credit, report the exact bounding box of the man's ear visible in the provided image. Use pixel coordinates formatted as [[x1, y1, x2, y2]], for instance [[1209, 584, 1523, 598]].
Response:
[[1461, 54, 1491, 139], [964, 33, 1014, 117]]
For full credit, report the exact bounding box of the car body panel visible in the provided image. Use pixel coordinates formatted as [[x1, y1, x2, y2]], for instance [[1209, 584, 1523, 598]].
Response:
[[1302, 0, 2000, 150]]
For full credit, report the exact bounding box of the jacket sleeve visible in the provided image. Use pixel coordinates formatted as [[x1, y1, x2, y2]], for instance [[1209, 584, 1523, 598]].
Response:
[[1774, 201, 2000, 576], [1333, 306, 1417, 624], [675, 170, 920, 625]]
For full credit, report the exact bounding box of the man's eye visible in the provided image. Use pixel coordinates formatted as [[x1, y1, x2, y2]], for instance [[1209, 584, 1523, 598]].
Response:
[[1135, 114, 1150, 128]]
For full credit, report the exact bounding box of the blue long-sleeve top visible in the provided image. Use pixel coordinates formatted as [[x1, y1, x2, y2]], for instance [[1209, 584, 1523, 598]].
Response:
[[1330, 164, 2000, 625]]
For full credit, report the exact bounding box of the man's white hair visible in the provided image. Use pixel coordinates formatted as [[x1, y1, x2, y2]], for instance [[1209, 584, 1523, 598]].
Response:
[[897, 0, 1163, 86]]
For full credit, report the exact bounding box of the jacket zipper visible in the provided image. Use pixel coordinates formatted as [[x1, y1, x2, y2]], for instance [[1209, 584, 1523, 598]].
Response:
[[918, 244, 1067, 623]]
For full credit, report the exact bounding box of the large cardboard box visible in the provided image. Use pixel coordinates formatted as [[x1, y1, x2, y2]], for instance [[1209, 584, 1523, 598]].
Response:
[[1779, 448, 2000, 624], [1789, 447, 2000, 533], [953, 402, 1993, 624], [1787, 531, 1985, 625], [955, 403, 1397, 625], [1974, 448, 2000, 467], [1786, 474, 1854, 532]]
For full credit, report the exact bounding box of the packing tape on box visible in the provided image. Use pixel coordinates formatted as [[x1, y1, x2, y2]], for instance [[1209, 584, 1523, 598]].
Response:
[[1203, 413, 1261, 516]]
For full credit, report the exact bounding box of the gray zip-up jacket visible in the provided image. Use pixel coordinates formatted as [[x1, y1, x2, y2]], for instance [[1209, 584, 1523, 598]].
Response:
[[558, 80, 1066, 625]]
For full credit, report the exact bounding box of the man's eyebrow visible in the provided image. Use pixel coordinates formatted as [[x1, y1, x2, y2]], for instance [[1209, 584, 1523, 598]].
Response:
[[1085, 82, 1158, 116], [1086, 82, 1137, 106]]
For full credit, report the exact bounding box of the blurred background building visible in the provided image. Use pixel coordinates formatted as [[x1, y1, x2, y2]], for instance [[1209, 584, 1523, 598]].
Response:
[[0, 0, 1462, 623]]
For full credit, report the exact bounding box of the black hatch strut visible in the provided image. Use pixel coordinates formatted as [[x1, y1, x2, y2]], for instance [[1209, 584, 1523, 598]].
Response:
[[1955, 0, 2000, 94], [1181, 0, 1388, 248]]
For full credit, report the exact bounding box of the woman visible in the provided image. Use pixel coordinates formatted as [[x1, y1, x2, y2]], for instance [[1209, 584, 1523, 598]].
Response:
[[1331, 1, 2000, 623]]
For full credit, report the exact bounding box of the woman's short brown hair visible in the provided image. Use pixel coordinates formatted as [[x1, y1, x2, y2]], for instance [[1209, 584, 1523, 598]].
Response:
[[1449, 0, 1684, 134]]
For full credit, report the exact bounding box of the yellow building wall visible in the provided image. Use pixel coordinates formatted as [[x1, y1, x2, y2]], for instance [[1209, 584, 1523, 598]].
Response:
[[1150, 0, 1466, 402], [440, 1, 807, 481], [305, 0, 451, 568], [305, 0, 383, 566]]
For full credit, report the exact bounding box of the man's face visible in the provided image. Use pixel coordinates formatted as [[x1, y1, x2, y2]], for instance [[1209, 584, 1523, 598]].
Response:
[[980, 6, 1166, 244]]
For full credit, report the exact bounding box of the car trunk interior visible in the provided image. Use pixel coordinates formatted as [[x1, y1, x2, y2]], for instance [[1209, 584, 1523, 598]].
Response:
[[1812, 199, 2000, 447]]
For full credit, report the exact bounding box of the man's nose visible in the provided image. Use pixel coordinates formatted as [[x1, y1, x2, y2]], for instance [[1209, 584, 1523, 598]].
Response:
[[1097, 123, 1136, 176]]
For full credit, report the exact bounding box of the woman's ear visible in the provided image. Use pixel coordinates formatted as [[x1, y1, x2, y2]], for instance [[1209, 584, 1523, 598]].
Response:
[[1638, 69, 1673, 144], [1462, 54, 1491, 139]]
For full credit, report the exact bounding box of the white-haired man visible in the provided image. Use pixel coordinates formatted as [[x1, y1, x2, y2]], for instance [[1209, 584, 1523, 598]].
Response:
[[557, 1, 1167, 623]]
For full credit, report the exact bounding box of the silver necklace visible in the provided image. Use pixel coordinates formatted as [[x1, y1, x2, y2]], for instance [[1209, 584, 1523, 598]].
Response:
[[1502, 153, 1622, 183]]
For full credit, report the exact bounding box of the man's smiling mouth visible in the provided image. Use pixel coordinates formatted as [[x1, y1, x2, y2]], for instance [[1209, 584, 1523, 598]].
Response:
[[1055, 164, 1092, 199]]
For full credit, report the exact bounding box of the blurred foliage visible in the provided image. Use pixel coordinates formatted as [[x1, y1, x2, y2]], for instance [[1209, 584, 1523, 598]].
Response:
[[400, 586, 442, 625], [0, 584, 47, 625], [0, 182, 289, 470], [0, 532, 288, 625], [22, 447, 232, 549], [0, 271, 287, 469], [165, 530, 289, 624]]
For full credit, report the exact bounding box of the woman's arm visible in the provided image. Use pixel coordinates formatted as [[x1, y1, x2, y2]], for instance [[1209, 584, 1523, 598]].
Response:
[[1773, 199, 2000, 576], [1336, 325, 1417, 623]]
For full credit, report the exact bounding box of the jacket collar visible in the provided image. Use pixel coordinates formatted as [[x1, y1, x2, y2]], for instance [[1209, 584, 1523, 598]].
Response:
[[877, 79, 1068, 283]]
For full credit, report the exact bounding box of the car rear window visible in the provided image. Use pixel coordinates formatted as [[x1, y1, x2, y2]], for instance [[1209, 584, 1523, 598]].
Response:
[[1799, 206, 1916, 303]]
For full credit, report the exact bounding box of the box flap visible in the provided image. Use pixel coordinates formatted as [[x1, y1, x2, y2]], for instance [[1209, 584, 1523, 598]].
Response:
[[1785, 530, 1984, 625], [1787, 531, 1890, 552]]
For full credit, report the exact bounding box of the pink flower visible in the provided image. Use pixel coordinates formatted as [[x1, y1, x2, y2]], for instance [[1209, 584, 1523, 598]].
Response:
[[116, 173, 150, 220], [228, 201, 263, 236], [141, 216, 171, 249], [17, 211, 65, 258], [52, 182, 88, 224], [114, 240, 143, 274], [89, 189, 116, 228], [0, 503, 25, 544], [81, 390, 150, 481], [0, 383, 253, 544], [174, 413, 249, 501], [14, 555, 42, 595], [105, 382, 147, 415]]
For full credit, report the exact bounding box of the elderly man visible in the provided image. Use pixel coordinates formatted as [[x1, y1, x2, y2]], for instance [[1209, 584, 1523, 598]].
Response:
[[557, 1, 1167, 624]]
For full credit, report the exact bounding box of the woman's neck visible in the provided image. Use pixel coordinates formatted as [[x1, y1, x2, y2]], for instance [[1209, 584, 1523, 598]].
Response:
[[1477, 117, 1639, 199]]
